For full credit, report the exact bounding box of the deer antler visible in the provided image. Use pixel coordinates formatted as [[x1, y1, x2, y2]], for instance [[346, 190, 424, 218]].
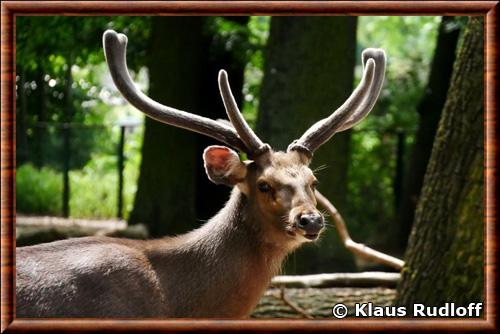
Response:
[[288, 49, 386, 157], [103, 30, 254, 154], [218, 70, 270, 156], [336, 49, 386, 132]]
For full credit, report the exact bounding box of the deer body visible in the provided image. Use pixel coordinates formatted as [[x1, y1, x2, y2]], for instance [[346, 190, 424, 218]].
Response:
[[16, 30, 386, 318], [17, 188, 298, 317]]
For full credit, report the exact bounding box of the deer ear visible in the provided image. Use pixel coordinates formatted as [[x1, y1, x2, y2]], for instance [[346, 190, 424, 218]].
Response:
[[203, 146, 247, 187]]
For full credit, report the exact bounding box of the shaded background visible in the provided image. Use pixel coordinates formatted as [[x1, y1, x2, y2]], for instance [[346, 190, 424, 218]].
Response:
[[15, 16, 483, 309]]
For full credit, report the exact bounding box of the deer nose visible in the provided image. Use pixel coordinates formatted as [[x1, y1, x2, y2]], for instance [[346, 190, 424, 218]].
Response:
[[297, 212, 324, 235]]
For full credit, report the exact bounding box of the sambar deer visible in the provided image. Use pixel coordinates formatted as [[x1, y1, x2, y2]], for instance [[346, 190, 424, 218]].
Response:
[[16, 30, 386, 318]]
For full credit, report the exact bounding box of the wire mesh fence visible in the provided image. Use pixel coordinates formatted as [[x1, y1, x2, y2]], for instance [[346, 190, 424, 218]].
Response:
[[16, 120, 142, 219]]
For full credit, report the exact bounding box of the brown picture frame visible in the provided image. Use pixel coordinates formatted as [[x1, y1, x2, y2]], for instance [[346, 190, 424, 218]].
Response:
[[1, 1, 497, 332]]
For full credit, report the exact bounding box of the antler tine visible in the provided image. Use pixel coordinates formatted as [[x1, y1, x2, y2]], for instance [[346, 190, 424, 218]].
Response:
[[218, 70, 270, 157], [287, 54, 377, 157], [102, 30, 248, 153], [336, 49, 386, 132]]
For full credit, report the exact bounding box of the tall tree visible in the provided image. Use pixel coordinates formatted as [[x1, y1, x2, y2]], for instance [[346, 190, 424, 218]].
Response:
[[396, 17, 483, 306], [129, 17, 203, 236], [256, 17, 358, 273], [129, 17, 249, 236], [397, 17, 461, 250]]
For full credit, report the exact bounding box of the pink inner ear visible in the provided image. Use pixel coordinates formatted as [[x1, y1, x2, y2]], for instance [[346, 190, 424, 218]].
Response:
[[204, 147, 235, 171]]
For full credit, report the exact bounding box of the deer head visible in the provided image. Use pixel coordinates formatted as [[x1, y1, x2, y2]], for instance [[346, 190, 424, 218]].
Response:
[[103, 30, 385, 246]]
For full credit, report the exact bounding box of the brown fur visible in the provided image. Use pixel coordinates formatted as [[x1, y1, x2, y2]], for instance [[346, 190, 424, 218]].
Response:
[[16, 149, 324, 318], [30, 32, 384, 318]]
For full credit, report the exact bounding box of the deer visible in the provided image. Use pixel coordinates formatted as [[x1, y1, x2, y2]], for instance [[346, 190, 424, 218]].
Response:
[[16, 30, 386, 318]]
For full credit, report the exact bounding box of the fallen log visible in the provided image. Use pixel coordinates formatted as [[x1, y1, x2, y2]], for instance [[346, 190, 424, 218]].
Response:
[[252, 286, 397, 318], [271, 271, 400, 288]]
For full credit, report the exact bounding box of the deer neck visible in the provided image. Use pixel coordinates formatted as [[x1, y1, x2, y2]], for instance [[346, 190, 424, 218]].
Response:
[[147, 188, 294, 316], [193, 187, 292, 276], [190, 188, 292, 315]]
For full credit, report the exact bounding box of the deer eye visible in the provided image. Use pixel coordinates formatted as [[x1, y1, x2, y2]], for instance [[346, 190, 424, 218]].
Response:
[[257, 182, 272, 193]]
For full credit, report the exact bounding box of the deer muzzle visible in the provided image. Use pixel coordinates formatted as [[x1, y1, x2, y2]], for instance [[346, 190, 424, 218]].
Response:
[[296, 212, 324, 240]]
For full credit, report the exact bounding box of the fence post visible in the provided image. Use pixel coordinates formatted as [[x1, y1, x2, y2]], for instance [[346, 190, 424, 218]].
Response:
[[62, 124, 71, 218], [117, 125, 125, 219]]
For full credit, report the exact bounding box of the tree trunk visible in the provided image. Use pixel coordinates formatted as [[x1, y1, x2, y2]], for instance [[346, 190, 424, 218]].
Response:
[[257, 17, 358, 273], [397, 17, 461, 251], [396, 17, 484, 307], [129, 17, 249, 236], [129, 17, 203, 236]]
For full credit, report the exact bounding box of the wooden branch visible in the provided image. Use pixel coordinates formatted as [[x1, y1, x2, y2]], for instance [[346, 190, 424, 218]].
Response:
[[315, 190, 405, 270], [278, 286, 314, 319], [272, 271, 400, 288]]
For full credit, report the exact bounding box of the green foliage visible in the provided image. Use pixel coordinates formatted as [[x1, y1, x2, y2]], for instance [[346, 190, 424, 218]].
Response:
[[16, 124, 142, 218], [242, 16, 270, 127], [347, 131, 398, 242], [345, 17, 441, 244], [204, 16, 270, 127], [16, 16, 150, 169], [206, 17, 252, 66], [16, 16, 149, 221], [357, 16, 440, 130], [69, 154, 117, 218], [16, 14, 443, 247], [16, 16, 151, 72], [69, 125, 142, 219], [16, 164, 62, 215]]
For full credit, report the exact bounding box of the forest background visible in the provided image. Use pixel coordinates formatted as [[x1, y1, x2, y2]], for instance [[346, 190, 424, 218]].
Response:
[[15, 15, 482, 299]]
